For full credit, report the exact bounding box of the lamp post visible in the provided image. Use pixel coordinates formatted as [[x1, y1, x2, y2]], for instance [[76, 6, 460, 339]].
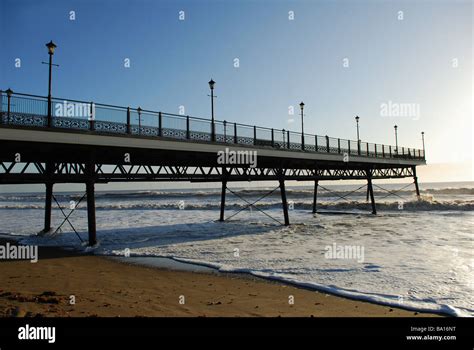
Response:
[[394, 125, 398, 154], [45, 41, 57, 127], [421, 131, 425, 157], [137, 107, 142, 135], [5, 88, 13, 123], [209, 79, 215, 142], [355, 115, 360, 154], [300, 102, 305, 150], [355, 116, 360, 141]]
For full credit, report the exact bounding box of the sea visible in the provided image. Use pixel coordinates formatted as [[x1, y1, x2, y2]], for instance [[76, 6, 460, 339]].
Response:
[[0, 181, 472, 316]]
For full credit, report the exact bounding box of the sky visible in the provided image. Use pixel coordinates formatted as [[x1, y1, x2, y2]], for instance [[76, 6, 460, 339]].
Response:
[[0, 0, 472, 191]]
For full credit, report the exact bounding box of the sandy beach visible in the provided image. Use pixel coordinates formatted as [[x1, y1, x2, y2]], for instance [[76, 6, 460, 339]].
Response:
[[0, 239, 440, 317]]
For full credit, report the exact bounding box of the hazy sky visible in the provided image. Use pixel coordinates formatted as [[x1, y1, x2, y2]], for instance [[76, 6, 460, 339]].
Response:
[[0, 0, 472, 189]]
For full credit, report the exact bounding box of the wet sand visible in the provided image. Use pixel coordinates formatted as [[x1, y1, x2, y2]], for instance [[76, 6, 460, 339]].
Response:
[[0, 239, 439, 317]]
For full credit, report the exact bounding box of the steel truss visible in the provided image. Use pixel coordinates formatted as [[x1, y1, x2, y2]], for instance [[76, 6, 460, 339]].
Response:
[[0, 161, 420, 246], [0, 162, 415, 184]]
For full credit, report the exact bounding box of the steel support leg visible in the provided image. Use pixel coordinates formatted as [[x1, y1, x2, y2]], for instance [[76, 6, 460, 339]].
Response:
[[279, 175, 290, 226], [312, 180, 319, 214], [43, 182, 53, 233], [367, 171, 377, 214], [413, 166, 420, 198], [42, 161, 53, 234], [86, 181, 96, 246], [86, 161, 96, 246], [219, 178, 227, 222]]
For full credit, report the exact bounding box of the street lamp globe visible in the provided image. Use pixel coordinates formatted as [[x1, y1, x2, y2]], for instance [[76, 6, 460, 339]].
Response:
[[208, 79, 215, 90], [46, 41, 57, 55]]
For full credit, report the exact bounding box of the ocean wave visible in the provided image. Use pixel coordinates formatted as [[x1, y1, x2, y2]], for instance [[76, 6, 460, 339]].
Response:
[[0, 186, 473, 202], [1, 199, 473, 211]]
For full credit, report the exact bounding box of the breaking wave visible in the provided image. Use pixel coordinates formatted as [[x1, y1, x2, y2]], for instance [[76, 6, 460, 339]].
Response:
[[1, 198, 472, 211], [0, 186, 473, 202]]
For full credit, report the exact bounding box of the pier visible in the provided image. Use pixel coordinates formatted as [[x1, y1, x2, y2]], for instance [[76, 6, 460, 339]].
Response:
[[0, 90, 426, 246]]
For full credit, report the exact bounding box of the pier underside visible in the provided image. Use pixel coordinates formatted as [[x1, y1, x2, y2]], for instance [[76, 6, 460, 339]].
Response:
[[0, 132, 424, 246]]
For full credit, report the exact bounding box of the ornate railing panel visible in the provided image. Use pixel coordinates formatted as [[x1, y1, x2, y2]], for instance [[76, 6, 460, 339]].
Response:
[[0, 91, 425, 161]]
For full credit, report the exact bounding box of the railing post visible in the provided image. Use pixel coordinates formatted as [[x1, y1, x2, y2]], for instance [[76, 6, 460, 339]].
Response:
[[6, 89, 13, 124], [186, 115, 190, 139], [358, 140, 361, 156], [389, 145, 392, 158], [137, 107, 142, 135], [374, 144, 377, 158], [47, 95, 52, 128], [287, 130, 290, 149], [326, 136, 330, 153], [89, 101, 95, 131], [348, 140, 350, 154], [402, 147, 405, 157], [366, 143, 369, 157], [315, 135, 318, 152], [382, 145, 385, 158], [418, 149, 420, 159], [7, 94, 11, 123], [211, 120, 215, 142], [126, 107, 131, 134], [223, 120, 227, 142], [271, 128, 274, 147], [337, 138, 341, 154], [253, 125, 257, 145], [234, 123, 237, 143], [158, 112, 162, 137]]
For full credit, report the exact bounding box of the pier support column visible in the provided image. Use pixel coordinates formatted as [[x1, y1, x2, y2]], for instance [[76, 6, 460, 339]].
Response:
[[219, 168, 229, 222], [412, 166, 420, 198], [86, 180, 96, 246], [366, 185, 370, 202], [43, 182, 53, 233], [219, 177, 227, 222], [279, 173, 290, 226], [366, 170, 377, 215], [312, 180, 319, 214], [86, 162, 97, 246], [42, 161, 54, 234]]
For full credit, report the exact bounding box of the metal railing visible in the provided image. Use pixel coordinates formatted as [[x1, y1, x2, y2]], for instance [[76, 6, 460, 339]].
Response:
[[0, 91, 425, 160]]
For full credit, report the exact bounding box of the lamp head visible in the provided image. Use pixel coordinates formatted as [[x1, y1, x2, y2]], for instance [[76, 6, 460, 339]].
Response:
[[46, 41, 57, 55]]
